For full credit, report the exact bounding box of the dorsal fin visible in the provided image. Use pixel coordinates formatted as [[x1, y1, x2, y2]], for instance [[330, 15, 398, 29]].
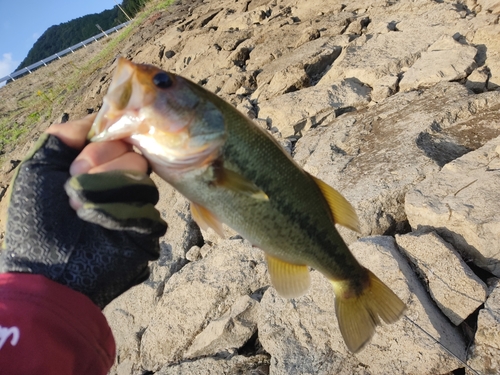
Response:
[[265, 254, 311, 298], [308, 173, 360, 233]]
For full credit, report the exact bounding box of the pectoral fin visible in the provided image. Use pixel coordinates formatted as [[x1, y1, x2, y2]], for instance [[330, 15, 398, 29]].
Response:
[[265, 255, 311, 298], [308, 173, 360, 233], [215, 166, 268, 201], [190, 202, 225, 238]]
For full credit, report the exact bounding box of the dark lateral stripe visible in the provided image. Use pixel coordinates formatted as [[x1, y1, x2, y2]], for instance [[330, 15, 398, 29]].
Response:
[[78, 184, 160, 205]]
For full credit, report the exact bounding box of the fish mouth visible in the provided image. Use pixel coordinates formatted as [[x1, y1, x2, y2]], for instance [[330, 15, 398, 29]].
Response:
[[88, 57, 148, 142], [88, 57, 226, 172]]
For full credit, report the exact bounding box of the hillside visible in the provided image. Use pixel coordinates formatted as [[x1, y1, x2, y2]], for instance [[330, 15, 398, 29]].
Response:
[[16, 0, 150, 70], [0, 0, 500, 374]]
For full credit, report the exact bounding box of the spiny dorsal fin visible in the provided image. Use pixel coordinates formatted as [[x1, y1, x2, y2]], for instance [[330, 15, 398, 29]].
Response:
[[331, 269, 406, 353], [265, 254, 311, 298], [308, 173, 360, 233], [190, 202, 225, 238], [215, 167, 268, 201]]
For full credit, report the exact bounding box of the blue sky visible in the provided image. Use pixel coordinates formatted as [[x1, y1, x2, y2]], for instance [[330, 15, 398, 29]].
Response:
[[0, 1, 116, 78]]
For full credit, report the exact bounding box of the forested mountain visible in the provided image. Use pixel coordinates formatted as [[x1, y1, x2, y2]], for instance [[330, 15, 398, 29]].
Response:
[[16, 0, 150, 70]]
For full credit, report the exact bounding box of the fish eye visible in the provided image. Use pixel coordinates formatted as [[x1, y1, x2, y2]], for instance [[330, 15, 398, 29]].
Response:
[[153, 72, 173, 89]]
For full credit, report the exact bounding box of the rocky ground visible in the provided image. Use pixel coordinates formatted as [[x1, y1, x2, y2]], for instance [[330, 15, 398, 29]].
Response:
[[1, 0, 500, 374]]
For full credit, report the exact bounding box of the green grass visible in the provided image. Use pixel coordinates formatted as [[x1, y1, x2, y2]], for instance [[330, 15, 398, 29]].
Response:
[[0, 108, 51, 156], [0, 120, 29, 150], [26, 112, 41, 124]]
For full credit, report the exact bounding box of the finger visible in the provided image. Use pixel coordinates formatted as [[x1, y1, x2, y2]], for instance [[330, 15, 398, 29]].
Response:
[[46, 113, 97, 150], [68, 153, 149, 208], [70, 140, 133, 176], [87, 152, 148, 174]]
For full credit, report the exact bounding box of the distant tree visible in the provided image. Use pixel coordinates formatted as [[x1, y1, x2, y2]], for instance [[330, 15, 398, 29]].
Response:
[[115, 0, 150, 23], [16, 0, 152, 71]]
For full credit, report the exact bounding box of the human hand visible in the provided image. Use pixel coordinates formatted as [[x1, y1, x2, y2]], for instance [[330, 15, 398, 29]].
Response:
[[0, 114, 167, 308]]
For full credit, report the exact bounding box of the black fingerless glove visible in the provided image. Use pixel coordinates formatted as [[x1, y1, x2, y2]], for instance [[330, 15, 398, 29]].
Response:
[[0, 133, 167, 309]]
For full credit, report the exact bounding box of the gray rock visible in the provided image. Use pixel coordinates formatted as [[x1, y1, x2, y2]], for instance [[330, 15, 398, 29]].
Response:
[[140, 239, 268, 371], [258, 236, 467, 375], [318, 1, 472, 87], [294, 83, 500, 244], [158, 354, 270, 375], [184, 295, 260, 359], [472, 25, 500, 90], [396, 230, 487, 325], [370, 74, 399, 102], [368, 21, 398, 34], [170, 30, 233, 82], [405, 136, 500, 277], [214, 29, 252, 51], [257, 78, 371, 138], [289, 0, 345, 22], [399, 36, 477, 92], [219, 71, 254, 96], [468, 283, 500, 375], [293, 27, 321, 48], [186, 245, 202, 262], [216, 5, 272, 30], [252, 36, 342, 100], [246, 24, 306, 72], [476, 0, 500, 14], [228, 43, 252, 69], [344, 16, 370, 36], [236, 97, 257, 119], [104, 283, 161, 375], [149, 176, 203, 285], [253, 65, 310, 101], [465, 67, 490, 93]]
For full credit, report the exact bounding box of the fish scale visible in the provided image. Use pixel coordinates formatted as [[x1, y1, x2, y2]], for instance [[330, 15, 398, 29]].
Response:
[[212, 94, 360, 278], [89, 57, 406, 353]]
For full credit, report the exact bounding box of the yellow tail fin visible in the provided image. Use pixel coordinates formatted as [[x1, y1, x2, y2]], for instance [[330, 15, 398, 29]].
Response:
[[331, 269, 406, 353]]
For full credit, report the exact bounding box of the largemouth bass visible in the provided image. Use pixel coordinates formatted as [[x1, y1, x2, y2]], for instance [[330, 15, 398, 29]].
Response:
[[89, 58, 405, 353]]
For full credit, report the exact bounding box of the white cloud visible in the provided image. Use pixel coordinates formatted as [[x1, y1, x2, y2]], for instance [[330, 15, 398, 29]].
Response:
[[0, 53, 20, 86], [32, 32, 40, 41]]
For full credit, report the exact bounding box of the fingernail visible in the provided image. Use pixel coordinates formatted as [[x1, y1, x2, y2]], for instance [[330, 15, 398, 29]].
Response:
[[70, 159, 92, 176], [69, 197, 83, 211]]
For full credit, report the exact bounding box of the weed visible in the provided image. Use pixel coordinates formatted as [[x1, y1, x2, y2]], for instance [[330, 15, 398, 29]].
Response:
[[37, 90, 55, 103], [26, 112, 41, 125]]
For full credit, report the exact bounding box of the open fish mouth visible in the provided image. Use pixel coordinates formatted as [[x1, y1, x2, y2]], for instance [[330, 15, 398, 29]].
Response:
[[89, 58, 153, 142]]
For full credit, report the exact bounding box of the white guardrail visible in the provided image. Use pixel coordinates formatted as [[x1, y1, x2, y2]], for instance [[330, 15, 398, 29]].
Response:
[[0, 21, 132, 84]]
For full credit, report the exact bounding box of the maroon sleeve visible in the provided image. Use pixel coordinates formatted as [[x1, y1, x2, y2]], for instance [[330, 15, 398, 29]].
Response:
[[0, 273, 115, 374]]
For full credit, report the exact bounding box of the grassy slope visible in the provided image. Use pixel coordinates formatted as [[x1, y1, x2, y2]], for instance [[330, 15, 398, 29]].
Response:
[[0, 0, 175, 168]]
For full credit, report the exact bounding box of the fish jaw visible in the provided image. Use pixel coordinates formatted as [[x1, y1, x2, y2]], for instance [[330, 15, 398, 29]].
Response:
[[89, 58, 227, 172], [89, 58, 154, 141], [129, 132, 223, 174]]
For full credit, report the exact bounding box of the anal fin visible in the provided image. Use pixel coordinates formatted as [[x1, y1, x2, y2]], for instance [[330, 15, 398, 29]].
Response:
[[190, 202, 225, 238], [308, 173, 360, 233], [265, 254, 311, 298]]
